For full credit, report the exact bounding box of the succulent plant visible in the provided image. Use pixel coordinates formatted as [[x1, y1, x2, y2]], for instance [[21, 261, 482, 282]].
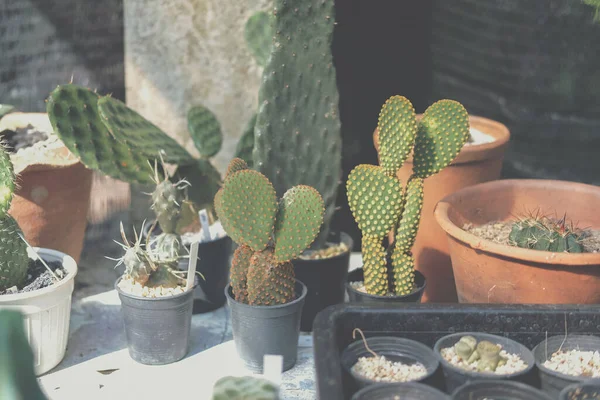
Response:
[[252, 0, 342, 251], [347, 96, 469, 296], [215, 158, 324, 306], [0, 310, 49, 400], [509, 213, 584, 253], [212, 376, 279, 400], [0, 143, 29, 292], [453, 336, 507, 372]]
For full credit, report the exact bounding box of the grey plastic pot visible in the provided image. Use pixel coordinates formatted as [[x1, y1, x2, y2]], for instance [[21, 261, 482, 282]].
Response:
[[559, 379, 600, 400], [353, 382, 450, 400], [534, 335, 600, 399], [433, 332, 535, 393], [225, 280, 307, 373], [116, 278, 194, 365], [452, 379, 553, 400]]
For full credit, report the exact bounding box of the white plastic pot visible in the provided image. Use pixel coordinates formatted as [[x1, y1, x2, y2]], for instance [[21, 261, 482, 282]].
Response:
[[0, 247, 77, 375]]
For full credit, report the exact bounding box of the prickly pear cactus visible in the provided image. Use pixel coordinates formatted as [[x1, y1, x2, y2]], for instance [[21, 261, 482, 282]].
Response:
[[0, 311, 49, 400], [245, 11, 273, 67], [187, 105, 223, 158], [235, 113, 257, 167], [509, 215, 584, 253], [253, 0, 342, 250], [212, 376, 278, 400], [247, 248, 295, 305], [230, 245, 253, 303]]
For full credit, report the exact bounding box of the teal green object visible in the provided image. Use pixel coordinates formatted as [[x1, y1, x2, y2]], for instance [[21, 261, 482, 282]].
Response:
[[245, 11, 273, 67], [0, 104, 15, 119], [212, 376, 278, 400], [187, 105, 223, 158], [0, 310, 48, 400], [253, 0, 342, 249]]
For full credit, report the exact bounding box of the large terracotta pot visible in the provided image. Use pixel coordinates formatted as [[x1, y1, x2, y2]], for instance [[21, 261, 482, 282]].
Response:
[[434, 179, 600, 304], [373, 115, 510, 302], [1, 113, 93, 262]]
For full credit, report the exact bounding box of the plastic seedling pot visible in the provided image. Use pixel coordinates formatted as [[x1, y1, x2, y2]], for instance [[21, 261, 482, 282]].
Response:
[[225, 280, 307, 373], [0, 248, 77, 375], [433, 332, 535, 393], [116, 278, 194, 365], [346, 268, 426, 304], [533, 335, 600, 399], [352, 381, 450, 400], [341, 336, 441, 392], [452, 379, 553, 400], [292, 232, 353, 332], [559, 379, 600, 400]]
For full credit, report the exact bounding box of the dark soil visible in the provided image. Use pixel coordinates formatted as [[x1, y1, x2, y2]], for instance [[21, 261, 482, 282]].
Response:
[[0, 124, 50, 153], [0, 259, 67, 295]]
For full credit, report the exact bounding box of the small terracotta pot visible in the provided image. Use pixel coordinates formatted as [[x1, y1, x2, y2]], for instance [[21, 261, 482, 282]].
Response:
[[373, 115, 510, 302], [434, 179, 600, 304], [1, 113, 93, 262]]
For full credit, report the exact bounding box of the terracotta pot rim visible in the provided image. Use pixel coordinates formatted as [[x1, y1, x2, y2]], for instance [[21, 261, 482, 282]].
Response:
[[434, 179, 600, 265]]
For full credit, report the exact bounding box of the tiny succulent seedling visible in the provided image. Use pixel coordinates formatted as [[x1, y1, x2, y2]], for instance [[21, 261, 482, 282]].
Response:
[[215, 158, 324, 306], [347, 95, 469, 296], [453, 336, 507, 372]]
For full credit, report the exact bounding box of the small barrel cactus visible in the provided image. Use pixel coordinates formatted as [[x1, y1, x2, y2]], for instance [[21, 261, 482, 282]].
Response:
[[212, 376, 278, 400], [347, 96, 469, 296], [215, 158, 324, 306], [509, 214, 584, 253]]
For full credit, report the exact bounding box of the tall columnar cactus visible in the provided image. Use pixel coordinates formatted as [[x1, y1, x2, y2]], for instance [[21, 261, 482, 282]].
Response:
[[509, 214, 584, 253], [252, 0, 342, 250], [0, 144, 28, 292], [215, 158, 324, 306], [347, 96, 469, 296]]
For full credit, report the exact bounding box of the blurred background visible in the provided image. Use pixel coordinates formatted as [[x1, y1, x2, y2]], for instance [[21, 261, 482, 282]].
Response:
[[1, 0, 599, 292]]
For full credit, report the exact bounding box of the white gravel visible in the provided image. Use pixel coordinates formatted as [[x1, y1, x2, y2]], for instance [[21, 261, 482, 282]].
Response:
[[543, 349, 600, 378], [351, 355, 428, 383], [118, 275, 187, 298], [441, 346, 528, 374]]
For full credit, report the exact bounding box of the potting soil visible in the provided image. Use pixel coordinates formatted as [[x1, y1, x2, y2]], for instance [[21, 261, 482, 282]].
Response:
[[0, 259, 66, 295]]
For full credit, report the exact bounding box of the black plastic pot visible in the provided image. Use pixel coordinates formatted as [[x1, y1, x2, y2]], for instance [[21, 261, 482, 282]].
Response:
[[433, 332, 535, 394], [452, 380, 552, 400], [352, 382, 450, 400], [225, 280, 307, 373], [533, 334, 600, 399], [341, 336, 440, 392], [560, 379, 600, 400], [346, 268, 426, 304], [115, 278, 194, 365], [293, 232, 353, 332]]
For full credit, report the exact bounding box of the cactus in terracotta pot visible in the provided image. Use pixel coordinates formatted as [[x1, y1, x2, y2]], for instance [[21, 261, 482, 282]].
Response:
[[215, 158, 324, 306], [509, 213, 584, 253], [347, 96, 469, 296]]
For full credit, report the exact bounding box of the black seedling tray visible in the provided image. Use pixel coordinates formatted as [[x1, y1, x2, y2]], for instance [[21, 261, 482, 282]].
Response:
[[312, 303, 600, 400]]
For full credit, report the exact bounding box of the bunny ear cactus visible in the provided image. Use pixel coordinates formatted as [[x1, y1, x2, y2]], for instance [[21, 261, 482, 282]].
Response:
[[252, 0, 342, 251], [216, 158, 324, 306], [347, 96, 469, 296]]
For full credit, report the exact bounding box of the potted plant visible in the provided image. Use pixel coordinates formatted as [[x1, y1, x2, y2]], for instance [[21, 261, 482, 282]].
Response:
[[217, 158, 324, 372], [373, 115, 510, 302], [434, 179, 600, 303], [345, 95, 470, 302], [452, 380, 552, 400], [0, 143, 78, 375], [352, 382, 450, 400], [0, 109, 93, 262], [560, 379, 600, 400], [251, 0, 353, 332]]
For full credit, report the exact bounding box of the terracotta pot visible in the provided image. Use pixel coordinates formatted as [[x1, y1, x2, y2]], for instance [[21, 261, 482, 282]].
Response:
[[373, 115, 510, 302], [434, 179, 600, 304], [1, 113, 93, 262]]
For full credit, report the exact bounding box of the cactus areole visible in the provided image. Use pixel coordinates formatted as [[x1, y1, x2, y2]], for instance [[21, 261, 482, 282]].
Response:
[[347, 96, 469, 296]]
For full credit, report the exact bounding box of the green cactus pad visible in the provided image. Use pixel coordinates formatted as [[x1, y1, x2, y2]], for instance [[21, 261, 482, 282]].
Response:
[[247, 248, 295, 305], [391, 250, 415, 295], [244, 11, 273, 67], [212, 376, 278, 400], [225, 157, 249, 180], [394, 177, 424, 253], [230, 245, 253, 303], [252, 0, 342, 249], [0, 215, 29, 292], [377, 95, 418, 176], [347, 164, 404, 237], [234, 113, 257, 167], [217, 170, 277, 251], [274, 185, 324, 263], [98, 95, 194, 165], [0, 144, 16, 219], [187, 105, 223, 158], [0, 311, 49, 400], [0, 104, 15, 118], [361, 234, 388, 296], [47, 84, 153, 183], [413, 99, 470, 179]]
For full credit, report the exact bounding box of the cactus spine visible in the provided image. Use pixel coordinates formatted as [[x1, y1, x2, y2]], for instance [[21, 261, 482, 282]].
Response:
[[347, 96, 469, 296], [252, 0, 342, 250], [509, 213, 584, 253], [216, 158, 324, 306]]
